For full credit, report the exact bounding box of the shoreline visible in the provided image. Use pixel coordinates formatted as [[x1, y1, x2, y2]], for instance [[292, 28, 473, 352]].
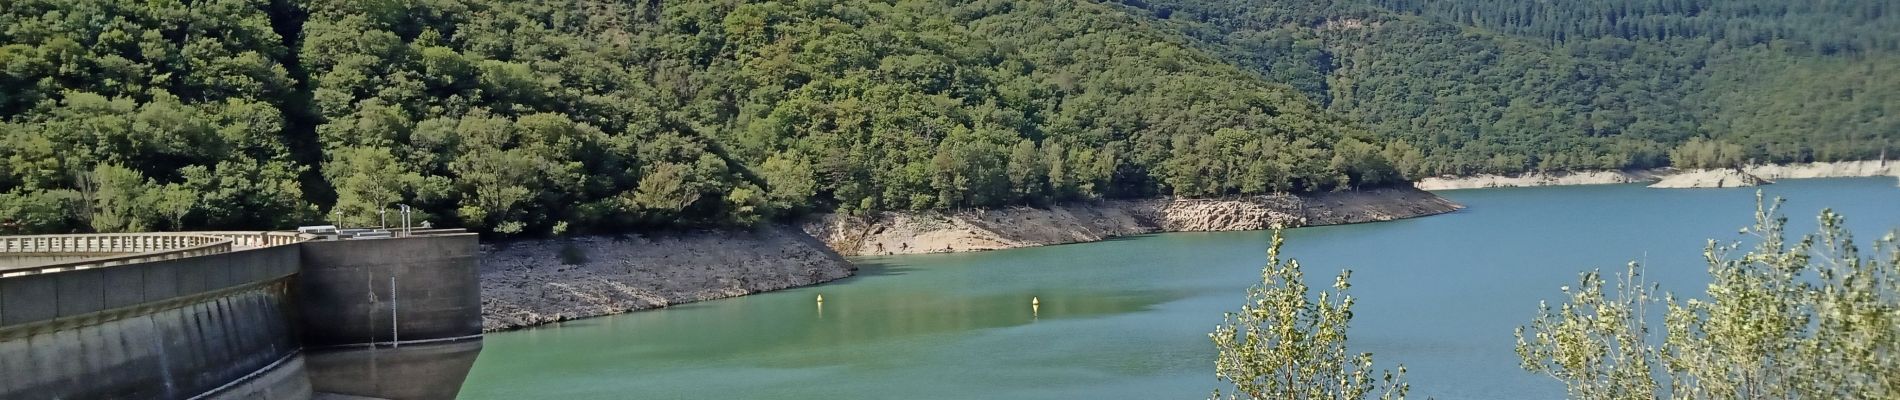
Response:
[[472, 160, 1893, 332], [803, 187, 1463, 256], [1414, 160, 1898, 191], [475, 187, 1463, 331], [478, 225, 856, 332]]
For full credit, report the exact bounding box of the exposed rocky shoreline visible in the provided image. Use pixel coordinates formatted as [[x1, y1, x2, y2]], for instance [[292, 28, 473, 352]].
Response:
[[802, 187, 1463, 256], [1414, 160, 1898, 191], [1413, 170, 1665, 190], [1648, 169, 1772, 189], [475, 187, 1463, 331], [478, 226, 855, 331]]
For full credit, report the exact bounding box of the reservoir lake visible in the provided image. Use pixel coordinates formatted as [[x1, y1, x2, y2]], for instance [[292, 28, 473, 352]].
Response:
[[460, 178, 1900, 399]]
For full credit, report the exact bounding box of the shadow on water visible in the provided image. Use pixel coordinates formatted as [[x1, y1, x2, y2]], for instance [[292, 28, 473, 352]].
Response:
[[834, 260, 915, 280], [1091, 234, 1155, 244], [536, 262, 921, 331], [545, 319, 606, 329], [491, 286, 1198, 372], [659, 288, 1191, 362]]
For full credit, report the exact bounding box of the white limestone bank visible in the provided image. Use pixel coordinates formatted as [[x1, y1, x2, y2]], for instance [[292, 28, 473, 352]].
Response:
[[479, 226, 855, 332], [1414, 160, 1899, 191], [1413, 170, 1664, 190], [1648, 169, 1772, 189], [802, 187, 1464, 256], [1742, 160, 1900, 180]]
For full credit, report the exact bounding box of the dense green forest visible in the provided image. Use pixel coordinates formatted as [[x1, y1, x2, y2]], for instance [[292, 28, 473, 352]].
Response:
[[2, 0, 1893, 235], [1118, 0, 1898, 176], [0, 0, 1398, 235], [1370, 0, 1898, 53]]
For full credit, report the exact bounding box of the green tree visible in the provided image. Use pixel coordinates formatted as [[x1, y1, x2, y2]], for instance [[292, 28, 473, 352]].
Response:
[[86, 164, 155, 233], [1668, 138, 1748, 169], [758, 153, 817, 212], [634, 163, 696, 215], [1517, 195, 1900, 399], [0, 189, 74, 234], [153, 183, 198, 231], [1006, 139, 1048, 205], [1211, 231, 1409, 400], [326, 147, 420, 228], [1514, 262, 1660, 400]]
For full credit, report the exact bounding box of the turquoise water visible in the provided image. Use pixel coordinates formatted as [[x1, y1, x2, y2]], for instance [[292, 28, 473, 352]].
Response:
[[459, 178, 1900, 399]]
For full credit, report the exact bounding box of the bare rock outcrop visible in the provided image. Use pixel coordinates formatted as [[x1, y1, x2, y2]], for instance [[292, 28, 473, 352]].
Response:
[[1148, 195, 1306, 232], [1301, 187, 1468, 225], [478, 225, 855, 331]]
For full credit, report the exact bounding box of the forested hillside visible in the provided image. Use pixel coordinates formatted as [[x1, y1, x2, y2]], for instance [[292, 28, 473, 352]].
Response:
[[1119, 0, 1899, 176], [1370, 0, 1897, 53], [4, 0, 1891, 236], [0, 0, 309, 234], [0, 0, 1398, 235]]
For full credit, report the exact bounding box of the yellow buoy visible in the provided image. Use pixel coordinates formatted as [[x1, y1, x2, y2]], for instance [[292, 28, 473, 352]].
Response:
[[817, 294, 825, 303], [1032, 297, 1039, 305]]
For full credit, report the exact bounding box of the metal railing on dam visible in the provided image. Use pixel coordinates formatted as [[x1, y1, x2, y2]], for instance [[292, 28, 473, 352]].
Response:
[[0, 232, 227, 253], [0, 231, 315, 277], [0, 230, 481, 400], [0, 233, 229, 275], [200, 231, 315, 249]]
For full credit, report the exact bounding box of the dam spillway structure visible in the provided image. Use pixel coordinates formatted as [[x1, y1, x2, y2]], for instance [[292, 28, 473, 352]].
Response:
[[0, 228, 483, 399]]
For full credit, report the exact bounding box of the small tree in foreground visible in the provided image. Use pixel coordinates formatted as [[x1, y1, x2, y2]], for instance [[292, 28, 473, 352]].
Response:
[[1211, 231, 1409, 400], [1518, 194, 1900, 399]]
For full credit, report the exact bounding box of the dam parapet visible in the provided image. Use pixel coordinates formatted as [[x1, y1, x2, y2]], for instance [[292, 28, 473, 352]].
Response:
[[0, 229, 482, 400]]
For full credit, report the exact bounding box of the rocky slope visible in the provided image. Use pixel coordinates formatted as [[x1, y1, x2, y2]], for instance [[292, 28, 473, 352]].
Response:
[[479, 226, 855, 331], [1648, 169, 1773, 189], [803, 187, 1463, 256]]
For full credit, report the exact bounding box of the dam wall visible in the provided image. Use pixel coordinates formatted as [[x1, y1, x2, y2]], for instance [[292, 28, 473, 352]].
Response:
[[0, 244, 305, 399], [0, 232, 481, 400]]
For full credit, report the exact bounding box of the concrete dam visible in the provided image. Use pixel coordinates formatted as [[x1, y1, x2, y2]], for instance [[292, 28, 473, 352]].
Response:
[[0, 230, 483, 399]]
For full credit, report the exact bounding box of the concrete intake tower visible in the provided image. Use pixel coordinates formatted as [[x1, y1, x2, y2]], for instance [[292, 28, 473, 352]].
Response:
[[0, 229, 483, 399]]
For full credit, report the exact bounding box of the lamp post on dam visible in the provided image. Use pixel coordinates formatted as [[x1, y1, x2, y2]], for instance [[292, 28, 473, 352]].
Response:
[[0, 226, 484, 400]]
